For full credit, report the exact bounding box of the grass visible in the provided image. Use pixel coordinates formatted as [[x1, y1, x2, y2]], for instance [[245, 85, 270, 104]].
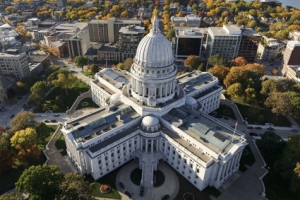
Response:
[[82, 71, 95, 78], [76, 97, 99, 110], [0, 154, 47, 195], [234, 102, 291, 126], [163, 163, 217, 200], [215, 105, 237, 120], [55, 133, 67, 156], [45, 125, 57, 143], [34, 81, 90, 113], [239, 145, 256, 172], [86, 165, 123, 199]]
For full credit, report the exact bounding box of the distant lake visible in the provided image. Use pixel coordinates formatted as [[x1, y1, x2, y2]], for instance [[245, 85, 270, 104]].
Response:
[[245, 0, 300, 9]]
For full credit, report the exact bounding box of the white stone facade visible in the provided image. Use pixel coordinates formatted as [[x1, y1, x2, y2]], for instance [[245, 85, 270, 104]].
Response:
[[61, 17, 246, 192]]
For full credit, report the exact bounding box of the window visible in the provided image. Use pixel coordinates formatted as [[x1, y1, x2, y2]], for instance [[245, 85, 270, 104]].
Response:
[[98, 160, 101, 164], [105, 156, 108, 161]]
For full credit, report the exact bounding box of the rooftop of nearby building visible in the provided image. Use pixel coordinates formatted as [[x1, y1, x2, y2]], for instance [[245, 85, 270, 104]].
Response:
[[98, 43, 118, 52], [209, 25, 241, 36], [177, 71, 219, 94], [54, 23, 88, 33], [97, 68, 131, 89], [89, 18, 142, 24], [0, 49, 25, 57], [51, 40, 66, 48], [241, 28, 260, 37], [176, 28, 203, 38], [119, 25, 144, 34], [28, 54, 49, 63]]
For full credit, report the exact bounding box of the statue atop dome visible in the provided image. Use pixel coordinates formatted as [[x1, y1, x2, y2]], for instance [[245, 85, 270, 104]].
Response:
[[151, 16, 160, 34]]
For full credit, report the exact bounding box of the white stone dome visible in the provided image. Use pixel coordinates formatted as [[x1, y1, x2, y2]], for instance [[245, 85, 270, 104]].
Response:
[[134, 17, 174, 68], [185, 97, 197, 107], [142, 116, 159, 127]]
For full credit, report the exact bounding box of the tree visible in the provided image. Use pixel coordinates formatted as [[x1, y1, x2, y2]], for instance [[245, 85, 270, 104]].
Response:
[[184, 55, 202, 70], [227, 83, 243, 98], [0, 193, 22, 200], [5, 6, 15, 13], [10, 128, 38, 148], [35, 122, 51, 143], [123, 57, 133, 71], [231, 56, 248, 66], [57, 173, 95, 200], [166, 29, 175, 40], [74, 56, 88, 71], [208, 54, 227, 67], [208, 65, 230, 83], [0, 135, 13, 173], [29, 81, 47, 104], [117, 63, 124, 70], [50, 70, 78, 95], [260, 79, 281, 96], [9, 112, 36, 134], [90, 64, 99, 74], [16, 164, 64, 200], [45, 65, 60, 77], [291, 162, 300, 192], [68, 57, 73, 63]]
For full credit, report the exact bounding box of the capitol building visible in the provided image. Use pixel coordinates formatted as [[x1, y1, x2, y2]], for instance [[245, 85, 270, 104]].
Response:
[[61, 17, 247, 192]]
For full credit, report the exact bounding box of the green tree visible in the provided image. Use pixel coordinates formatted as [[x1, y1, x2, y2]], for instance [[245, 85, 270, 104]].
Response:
[[208, 54, 227, 67], [16, 164, 64, 200], [208, 65, 230, 83], [166, 29, 175, 40], [45, 65, 60, 77], [9, 111, 36, 135], [291, 162, 300, 192], [29, 81, 47, 104], [10, 128, 37, 148], [184, 55, 202, 70], [35, 122, 51, 143], [74, 56, 88, 71], [0, 193, 22, 200], [51, 72, 78, 95], [227, 83, 243, 98], [57, 173, 95, 200], [117, 63, 124, 70], [0, 135, 13, 173], [90, 64, 99, 74]]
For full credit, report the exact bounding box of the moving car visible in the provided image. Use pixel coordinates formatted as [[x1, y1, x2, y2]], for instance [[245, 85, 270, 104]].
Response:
[[140, 186, 144, 196]]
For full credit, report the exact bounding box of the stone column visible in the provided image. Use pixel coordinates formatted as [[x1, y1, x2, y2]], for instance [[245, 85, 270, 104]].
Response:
[[217, 164, 224, 182], [146, 139, 148, 153], [151, 139, 154, 153], [156, 139, 159, 152], [143, 84, 146, 97], [160, 84, 163, 98]]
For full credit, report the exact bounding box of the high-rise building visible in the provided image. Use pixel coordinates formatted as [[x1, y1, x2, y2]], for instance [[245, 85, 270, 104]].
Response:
[[67, 26, 91, 58], [282, 40, 300, 79], [61, 17, 246, 197], [56, 0, 67, 8], [0, 49, 29, 79], [118, 25, 144, 60], [238, 28, 261, 62], [175, 28, 204, 59], [88, 18, 143, 43], [206, 25, 242, 62], [256, 36, 284, 61]]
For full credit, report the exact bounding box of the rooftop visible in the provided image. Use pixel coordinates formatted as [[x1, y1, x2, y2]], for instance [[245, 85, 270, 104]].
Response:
[[119, 25, 144, 34], [97, 68, 131, 90], [176, 28, 203, 37], [28, 55, 49, 63], [209, 25, 241, 36]]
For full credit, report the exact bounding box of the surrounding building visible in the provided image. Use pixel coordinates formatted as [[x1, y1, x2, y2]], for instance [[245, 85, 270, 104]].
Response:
[[175, 28, 204, 60], [0, 76, 14, 105], [56, 0, 67, 8], [206, 25, 242, 62], [289, 31, 300, 41], [61, 17, 246, 194], [50, 40, 68, 58], [256, 36, 284, 61], [118, 25, 144, 60], [0, 49, 29, 79], [67, 26, 91, 58], [171, 14, 201, 28], [88, 18, 143, 43], [282, 41, 300, 81], [238, 28, 261, 62]]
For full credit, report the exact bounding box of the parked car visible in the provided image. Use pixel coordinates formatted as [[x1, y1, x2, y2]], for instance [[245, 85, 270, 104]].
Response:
[[223, 117, 229, 120], [124, 191, 132, 198], [50, 119, 57, 123], [10, 114, 15, 119], [140, 186, 144, 196], [249, 132, 258, 136], [255, 127, 262, 130], [267, 127, 274, 131], [247, 126, 253, 129], [44, 120, 49, 123], [161, 194, 170, 200], [54, 114, 60, 117], [119, 182, 125, 190]]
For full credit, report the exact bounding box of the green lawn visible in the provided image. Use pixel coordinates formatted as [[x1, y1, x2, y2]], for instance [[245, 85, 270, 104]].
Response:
[[76, 97, 99, 110], [82, 71, 95, 78], [86, 165, 123, 199], [239, 145, 256, 172], [163, 163, 217, 200], [235, 102, 291, 126], [55, 133, 67, 156], [215, 105, 237, 120], [34, 81, 90, 113], [45, 125, 58, 143]]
